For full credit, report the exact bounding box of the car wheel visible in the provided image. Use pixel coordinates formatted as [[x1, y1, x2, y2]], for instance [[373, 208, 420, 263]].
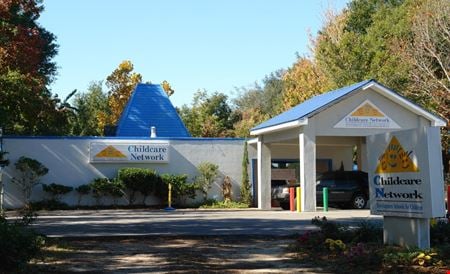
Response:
[[351, 194, 367, 209]]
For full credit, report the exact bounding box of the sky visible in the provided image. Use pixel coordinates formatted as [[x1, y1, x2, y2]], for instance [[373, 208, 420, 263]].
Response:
[[38, 0, 349, 108]]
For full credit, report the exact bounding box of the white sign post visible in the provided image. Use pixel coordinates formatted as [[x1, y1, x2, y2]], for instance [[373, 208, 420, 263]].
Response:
[[367, 127, 445, 248]]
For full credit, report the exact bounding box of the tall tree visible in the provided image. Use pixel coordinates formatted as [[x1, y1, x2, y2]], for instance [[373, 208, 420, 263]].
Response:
[[232, 72, 285, 137], [0, 0, 66, 135], [72, 81, 109, 136], [313, 0, 411, 92], [179, 90, 236, 137], [280, 57, 332, 112], [403, 0, 449, 151], [97, 60, 142, 130], [0, 0, 58, 84]]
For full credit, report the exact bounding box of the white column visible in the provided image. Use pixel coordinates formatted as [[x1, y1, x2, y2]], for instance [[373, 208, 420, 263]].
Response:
[[257, 136, 271, 209], [299, 122, 316, 212]]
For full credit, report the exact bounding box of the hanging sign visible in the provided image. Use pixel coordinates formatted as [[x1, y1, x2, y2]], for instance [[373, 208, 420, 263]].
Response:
[[367, 127, 445, 218], [334, 100, 400, 129], [90, 142, 169, 163]]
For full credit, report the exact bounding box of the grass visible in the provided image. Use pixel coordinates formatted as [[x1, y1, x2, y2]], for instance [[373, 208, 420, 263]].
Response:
[[199, 199, 250, 209]]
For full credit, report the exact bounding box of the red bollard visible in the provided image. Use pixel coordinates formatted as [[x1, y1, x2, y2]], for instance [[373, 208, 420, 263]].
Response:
[[290, 187, 295, 211]]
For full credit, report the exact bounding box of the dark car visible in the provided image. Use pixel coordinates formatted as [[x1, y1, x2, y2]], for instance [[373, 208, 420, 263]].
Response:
[[272, 171, 369, 210]]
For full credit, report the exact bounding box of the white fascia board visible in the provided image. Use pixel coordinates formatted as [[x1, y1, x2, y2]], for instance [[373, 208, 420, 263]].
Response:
[[363, 83, 447, 127], [246, 138, 258, 145], [250, 118, 308, 136]]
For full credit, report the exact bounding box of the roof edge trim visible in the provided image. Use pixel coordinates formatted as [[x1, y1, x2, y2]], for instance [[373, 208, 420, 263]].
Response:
[[250, 118, 308, 136]]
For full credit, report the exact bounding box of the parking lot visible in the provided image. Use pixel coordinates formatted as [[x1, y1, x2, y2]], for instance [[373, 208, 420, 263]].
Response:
[[29, 208, 381, 237], [23, 208, 382, 273]]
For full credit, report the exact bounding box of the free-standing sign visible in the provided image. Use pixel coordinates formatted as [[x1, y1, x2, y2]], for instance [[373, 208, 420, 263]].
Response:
[[367, 127, 445, 218], [334, 100, 400, 129], [90, 142, 170, 163]]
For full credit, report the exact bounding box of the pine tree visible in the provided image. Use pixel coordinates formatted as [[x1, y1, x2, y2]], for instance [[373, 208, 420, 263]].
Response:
[[240, 141, 252, 205]]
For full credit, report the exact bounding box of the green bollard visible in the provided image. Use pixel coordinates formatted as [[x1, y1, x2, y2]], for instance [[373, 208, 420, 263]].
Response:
[[323, 187, 328, 212]]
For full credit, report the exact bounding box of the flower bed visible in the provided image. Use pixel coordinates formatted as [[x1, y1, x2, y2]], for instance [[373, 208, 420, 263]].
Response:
[[290, 217, 450, 273]]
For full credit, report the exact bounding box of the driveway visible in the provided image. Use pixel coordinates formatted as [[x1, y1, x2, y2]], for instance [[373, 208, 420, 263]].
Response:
[[30, 208, 382, 237], [25, 209, 383, 273]]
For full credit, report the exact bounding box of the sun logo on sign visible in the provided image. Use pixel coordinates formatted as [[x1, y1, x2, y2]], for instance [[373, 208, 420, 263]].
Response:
[[375, 136, 419, 173]]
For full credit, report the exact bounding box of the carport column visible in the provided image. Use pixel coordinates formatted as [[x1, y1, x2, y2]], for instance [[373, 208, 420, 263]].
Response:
[[257, 136, 272, 209], [299, 122, 316, 212]]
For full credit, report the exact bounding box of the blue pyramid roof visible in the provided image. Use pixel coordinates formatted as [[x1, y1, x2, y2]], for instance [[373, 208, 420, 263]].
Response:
[[251, 79, 374, 131], [116, 84, 190, 137]]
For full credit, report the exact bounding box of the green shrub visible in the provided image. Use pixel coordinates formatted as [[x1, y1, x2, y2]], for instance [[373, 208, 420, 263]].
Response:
[[0, 151, 9, 167], [311, 216, 351, 241], [11, 157, 49, 207], [160, 174, 197, 206], [240, 142, 252, 205], [42, 183, 73, 202], [75, 184, 91, 206], [89, 178, 111, 205], [0, 212, 45, 273], [431, 219, 450, 245], [118, 168, 160, 205], [350, 221, 383, 244], [143, 175, 164, 204], [108, 178, 125, 206], [195, 162, 219, 202], [30, 199, 70, 211], [89, 178, 125, 206]]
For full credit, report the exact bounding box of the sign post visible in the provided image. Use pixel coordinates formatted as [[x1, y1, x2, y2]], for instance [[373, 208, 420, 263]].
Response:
[[367, 127, 445, 248]]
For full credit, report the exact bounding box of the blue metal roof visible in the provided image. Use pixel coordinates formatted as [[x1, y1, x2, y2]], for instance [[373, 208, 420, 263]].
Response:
[[116, 84, 191, 137], [252, 79, 374, 131]]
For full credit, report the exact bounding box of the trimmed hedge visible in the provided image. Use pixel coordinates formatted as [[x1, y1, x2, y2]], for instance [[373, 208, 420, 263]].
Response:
[[118, 168, 162, 205]]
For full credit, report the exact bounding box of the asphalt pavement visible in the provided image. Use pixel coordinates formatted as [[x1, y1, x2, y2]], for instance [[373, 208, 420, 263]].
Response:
[[26, 208, 382, 237]]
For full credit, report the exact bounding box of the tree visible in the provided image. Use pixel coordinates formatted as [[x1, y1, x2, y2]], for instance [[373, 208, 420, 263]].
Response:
[[0, 0, 72, 136], [11, 157, 49, 207], [72, 81, 109, 136], [161, 80, 174, 96], [240, 142, 252, 205], [179, 90, 237, 137], [97, 60, 142, 130], [280, 56, 332, 111], [196, 162, 219, 202], [402, 0, 449, 151], [0, 0, 58, 84], [313, 0, 412, 92], [232, 71, 285, 136]]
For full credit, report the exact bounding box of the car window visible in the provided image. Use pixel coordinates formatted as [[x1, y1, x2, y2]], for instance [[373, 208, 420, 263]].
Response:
[[337, 179, 358, 188]]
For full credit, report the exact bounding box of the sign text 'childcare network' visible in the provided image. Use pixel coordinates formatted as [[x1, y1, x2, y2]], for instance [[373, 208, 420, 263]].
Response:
[[90, 142, 169, 163]]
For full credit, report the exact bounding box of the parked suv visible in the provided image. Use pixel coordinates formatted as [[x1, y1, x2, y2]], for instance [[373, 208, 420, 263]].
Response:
[[272, 171, 369, 210]]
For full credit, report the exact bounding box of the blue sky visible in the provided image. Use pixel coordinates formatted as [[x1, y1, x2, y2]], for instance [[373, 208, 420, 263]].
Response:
[[39, 0, 349, 108]]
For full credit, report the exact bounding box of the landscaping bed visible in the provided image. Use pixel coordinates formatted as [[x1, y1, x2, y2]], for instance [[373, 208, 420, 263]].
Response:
[[289, 217, 450, 273]]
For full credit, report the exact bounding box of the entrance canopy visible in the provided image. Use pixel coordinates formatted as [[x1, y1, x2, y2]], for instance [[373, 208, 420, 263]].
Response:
[[249, 79, 446, 211]]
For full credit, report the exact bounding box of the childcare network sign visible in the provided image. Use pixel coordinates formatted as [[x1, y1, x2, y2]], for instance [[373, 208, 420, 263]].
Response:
[[90, 142, 169, 163], [334, 100, 400, 129], [367, 128, 445, 218]]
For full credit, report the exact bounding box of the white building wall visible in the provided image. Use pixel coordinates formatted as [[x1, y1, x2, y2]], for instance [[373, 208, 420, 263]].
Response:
[[2, 137, 246, 208]]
